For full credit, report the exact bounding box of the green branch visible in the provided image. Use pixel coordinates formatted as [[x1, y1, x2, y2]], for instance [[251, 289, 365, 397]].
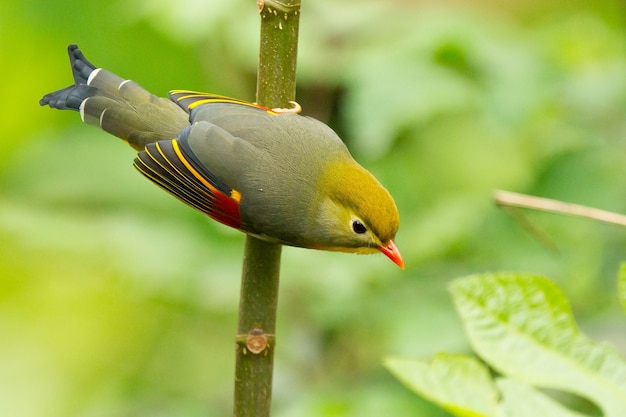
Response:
[[256, 0, 301, 107], [233, 1, 301, 416]]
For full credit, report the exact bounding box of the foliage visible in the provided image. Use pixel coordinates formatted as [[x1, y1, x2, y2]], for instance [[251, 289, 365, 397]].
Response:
[[2, 0, 626, 416], [387, 273, 626, 416]]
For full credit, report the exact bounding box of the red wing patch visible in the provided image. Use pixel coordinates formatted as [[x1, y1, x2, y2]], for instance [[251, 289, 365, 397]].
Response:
[[133, 139, 243, 230]]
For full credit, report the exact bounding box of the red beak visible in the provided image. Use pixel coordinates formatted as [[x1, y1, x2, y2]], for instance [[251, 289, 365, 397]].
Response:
[[379, 240, 404, 269]]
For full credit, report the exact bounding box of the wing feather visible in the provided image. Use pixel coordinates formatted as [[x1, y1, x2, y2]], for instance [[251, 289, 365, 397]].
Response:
[[133, 139, 242, 229], [169, 90, 277, 114], [133, 143, 213, 213]]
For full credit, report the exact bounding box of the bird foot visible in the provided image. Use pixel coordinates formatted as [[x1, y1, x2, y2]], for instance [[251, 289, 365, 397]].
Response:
[[271, 101, 302, 114]]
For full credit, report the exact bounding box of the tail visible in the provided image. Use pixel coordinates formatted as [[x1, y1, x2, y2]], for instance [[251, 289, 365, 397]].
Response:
[[40, 45, 189, 150]]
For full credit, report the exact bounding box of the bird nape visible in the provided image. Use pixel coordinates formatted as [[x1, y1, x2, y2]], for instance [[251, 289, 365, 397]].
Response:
[[40, 44, 404, 269]]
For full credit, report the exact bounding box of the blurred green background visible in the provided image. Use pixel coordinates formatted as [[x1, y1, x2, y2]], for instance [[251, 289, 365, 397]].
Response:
[[2, 0, 626, 416]]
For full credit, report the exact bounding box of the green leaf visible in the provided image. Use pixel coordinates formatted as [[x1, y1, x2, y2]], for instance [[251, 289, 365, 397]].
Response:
[[384, 353, 499, 417], [497, 379, 590, 417], [619, 263, 626, 314], [450, 273, 626, 417]]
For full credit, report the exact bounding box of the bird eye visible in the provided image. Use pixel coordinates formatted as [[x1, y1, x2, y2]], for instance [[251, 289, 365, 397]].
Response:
[[351, 219, 367, 234]]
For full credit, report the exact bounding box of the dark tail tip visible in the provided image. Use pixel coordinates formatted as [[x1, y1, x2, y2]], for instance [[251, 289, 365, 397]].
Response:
[[68, 44, 97, 85], [40, 44, 97, 110], [40, 84, 96, 110]]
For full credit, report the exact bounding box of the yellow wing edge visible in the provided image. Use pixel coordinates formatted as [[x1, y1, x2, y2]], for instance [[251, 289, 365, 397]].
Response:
[[169, 90, 278, 114]]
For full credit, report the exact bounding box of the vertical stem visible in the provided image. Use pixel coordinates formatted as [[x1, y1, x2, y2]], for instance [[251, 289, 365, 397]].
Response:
[[256, 0, 301, 108], [233, 1, 301, 417], [234, 238, 281, 417]]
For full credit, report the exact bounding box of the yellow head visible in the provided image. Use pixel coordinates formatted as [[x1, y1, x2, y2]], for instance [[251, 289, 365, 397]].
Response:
[[315, 158, 403, 268]]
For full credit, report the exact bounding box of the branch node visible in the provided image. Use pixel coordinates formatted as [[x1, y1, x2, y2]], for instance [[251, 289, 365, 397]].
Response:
[[236, 328, 276, 355], [259, 0, 301, 16]]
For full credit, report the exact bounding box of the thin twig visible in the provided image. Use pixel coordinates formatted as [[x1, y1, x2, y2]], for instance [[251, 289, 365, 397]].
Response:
[[494, 190, 626, 227]]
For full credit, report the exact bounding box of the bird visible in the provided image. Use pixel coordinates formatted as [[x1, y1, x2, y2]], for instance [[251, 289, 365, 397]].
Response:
[[40, 45, 404, 268]]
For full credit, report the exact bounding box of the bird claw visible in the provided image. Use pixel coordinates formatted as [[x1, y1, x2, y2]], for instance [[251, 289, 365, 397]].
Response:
[[271, 101, 302, 114]]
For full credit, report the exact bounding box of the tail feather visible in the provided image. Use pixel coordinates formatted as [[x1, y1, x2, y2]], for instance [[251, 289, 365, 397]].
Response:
[[40, 44, 189, 150], [39, 84, 95, 110], [69, 44, 97, 85], [40, 45, 97, 110]]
